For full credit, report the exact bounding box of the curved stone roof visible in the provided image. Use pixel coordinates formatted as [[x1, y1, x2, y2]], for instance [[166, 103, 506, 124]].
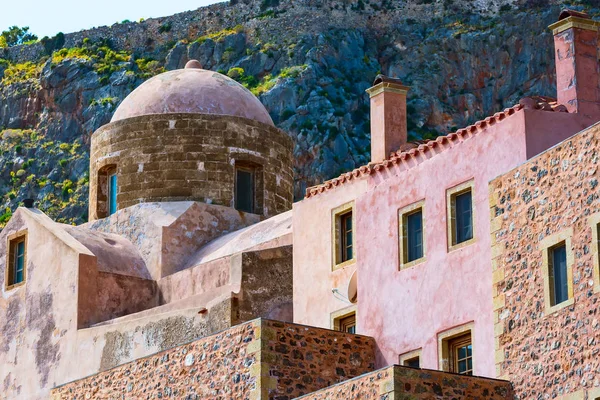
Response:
[[111, 60, 274, 126]]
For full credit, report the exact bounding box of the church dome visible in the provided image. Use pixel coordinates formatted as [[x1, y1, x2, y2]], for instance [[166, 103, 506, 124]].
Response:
[[110, 60, 274, 126]]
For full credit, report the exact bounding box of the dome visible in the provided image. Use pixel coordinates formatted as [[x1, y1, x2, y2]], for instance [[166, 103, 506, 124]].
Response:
[[110, 60, 274, 126]]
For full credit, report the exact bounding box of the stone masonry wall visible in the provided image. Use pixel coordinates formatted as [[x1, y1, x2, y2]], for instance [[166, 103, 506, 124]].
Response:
[[298, 365, 514, 399], [490, 122, 600, 399], [89, 113, 293, 220], [50, 318, 376, 400]]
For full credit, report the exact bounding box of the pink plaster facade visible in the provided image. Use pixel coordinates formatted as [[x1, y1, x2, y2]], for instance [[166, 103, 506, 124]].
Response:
[[294, 108, 599, 374], [293, 12, 600, 379]]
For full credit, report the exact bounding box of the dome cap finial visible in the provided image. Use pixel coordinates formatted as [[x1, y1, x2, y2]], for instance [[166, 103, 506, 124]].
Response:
[[185, 60, 203, 69]]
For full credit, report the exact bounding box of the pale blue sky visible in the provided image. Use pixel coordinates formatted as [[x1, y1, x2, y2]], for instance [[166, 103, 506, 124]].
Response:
[[2, 0, 221, 38]]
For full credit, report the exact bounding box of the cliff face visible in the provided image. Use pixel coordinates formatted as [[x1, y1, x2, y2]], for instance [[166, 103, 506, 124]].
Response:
[[0, 0, 595, 225]]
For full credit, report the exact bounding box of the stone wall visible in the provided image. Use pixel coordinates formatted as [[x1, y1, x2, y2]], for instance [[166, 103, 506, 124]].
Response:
[[50, 318, 376, 400], [298, 365, 515, 399], [490, 122, 600, 399], [89, 113, 293, 221], [234, 246, 294, 324]]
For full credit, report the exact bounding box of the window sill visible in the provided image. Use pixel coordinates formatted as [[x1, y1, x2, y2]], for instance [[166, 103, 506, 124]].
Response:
[[448, 237, 476, 253], [545, 297, 574, 316], [333, 258, 356, 271], [400, 257, 426, 270], [5, 281, 25, 291]]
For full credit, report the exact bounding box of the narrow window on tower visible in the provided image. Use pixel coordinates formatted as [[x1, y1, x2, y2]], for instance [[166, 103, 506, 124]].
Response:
[[6, 232, 27, 289], [96, 164, 117, 219], [447, 181, 475, 250], [108, 173, 117, 216], [332, 202, 355, 269], [399, 201, 425, 269], [235, 166, 255, 214]]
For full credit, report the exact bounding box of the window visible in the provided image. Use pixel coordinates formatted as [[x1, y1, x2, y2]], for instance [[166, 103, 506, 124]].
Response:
[[332, 202, 355, 269], [340, 212, 353, 263], [453, 191, 473, 244], [404, 356, 420, 368], [96, 164, 117, 219], [6, 232, 27, 288], [399, 201, 425, 268], [548, 242, 569, 306], [541, 231, 573, 314], [339, 313, 356, 334], [235, 166, 255, 213], [399, 349, 422, 368], [108, 173, 117, 216], [449, 334, 473, 375], [438, 323, 473, 375], [331, 307, 357, 334], [447, 181, 475, 250], [590, 217, 600, 293]]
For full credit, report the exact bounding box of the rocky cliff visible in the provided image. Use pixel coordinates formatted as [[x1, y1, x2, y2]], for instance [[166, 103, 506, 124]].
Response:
[[0, 0, 595, 226]]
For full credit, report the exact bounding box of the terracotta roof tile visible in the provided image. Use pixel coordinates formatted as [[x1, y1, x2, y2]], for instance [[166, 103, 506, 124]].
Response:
[[305, 98, 567, 198]]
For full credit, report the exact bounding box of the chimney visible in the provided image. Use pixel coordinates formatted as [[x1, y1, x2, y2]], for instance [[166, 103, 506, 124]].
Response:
[[366, 75, 409, 163], [550, 10, 600, 117]]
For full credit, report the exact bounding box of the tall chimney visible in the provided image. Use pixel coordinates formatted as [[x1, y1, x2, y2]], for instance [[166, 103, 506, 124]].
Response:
[[550, 10, 600, 117], [366, 75, 409, 163]]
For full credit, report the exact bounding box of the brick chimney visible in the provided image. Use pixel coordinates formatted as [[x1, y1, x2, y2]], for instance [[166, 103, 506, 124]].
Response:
[[366, 75, 409, 163], [549, 10, 600, 117]]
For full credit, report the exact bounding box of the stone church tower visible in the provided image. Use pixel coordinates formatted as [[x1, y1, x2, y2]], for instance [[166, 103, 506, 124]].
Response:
[[89, 60, 293, 220]]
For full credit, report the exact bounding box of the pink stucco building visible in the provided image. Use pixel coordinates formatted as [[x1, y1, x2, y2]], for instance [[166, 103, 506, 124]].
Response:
[[293, 9, 600, 376]]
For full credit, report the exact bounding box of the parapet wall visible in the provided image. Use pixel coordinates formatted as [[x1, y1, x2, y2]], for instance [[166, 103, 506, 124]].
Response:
[[89, 113, 293, 220], [50, 319, 376, 399], [297, 365, 514, 399]]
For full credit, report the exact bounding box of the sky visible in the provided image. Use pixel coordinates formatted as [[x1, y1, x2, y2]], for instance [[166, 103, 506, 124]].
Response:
[[1, 0, 221, 38]]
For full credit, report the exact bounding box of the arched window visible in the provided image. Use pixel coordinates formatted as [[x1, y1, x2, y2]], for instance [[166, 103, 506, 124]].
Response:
[[97, 164, 117, 218]]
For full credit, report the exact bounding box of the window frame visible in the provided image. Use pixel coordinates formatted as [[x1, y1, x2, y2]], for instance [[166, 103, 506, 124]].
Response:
[[447, 180, 476, 252], [96, 163, 117, 219], [399, 348, 422, 368], [438, 322, 474, 374], [331, 306, 357, 333], [5, 230, 27, 290], [540, 230, 574, 315], [339, 313, 356, 334], [234, 165, 256, 214], [398, 200, 426, 269], [449, 334, 473, 375], [332, 201, 356, 270]]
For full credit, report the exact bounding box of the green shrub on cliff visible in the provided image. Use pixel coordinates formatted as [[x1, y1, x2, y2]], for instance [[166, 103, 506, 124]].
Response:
[[1, 62, 42, 85], [195, 25, 244, 44]]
